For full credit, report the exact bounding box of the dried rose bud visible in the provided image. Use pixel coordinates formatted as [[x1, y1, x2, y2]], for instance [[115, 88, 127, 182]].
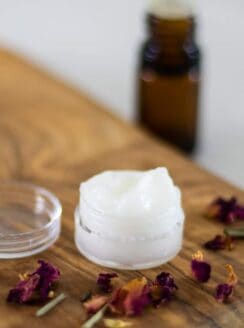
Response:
[[156, 272, 178, 290], [150, 272, 178, 307], [206, 197, 244, 224], [215, 264, 238, 303], [216, 283, 233, 303], [97, 273, 118, 293], [204, 235, 234, 251], [191, 251, 211, 283]]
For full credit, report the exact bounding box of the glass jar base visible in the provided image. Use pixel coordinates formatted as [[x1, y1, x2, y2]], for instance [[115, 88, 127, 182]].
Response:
[[75, 238, 181, 270], [74, 206, 183, 270]]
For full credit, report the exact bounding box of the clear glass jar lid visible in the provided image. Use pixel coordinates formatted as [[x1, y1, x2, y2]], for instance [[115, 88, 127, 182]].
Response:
[[0, 182, 62, 259]]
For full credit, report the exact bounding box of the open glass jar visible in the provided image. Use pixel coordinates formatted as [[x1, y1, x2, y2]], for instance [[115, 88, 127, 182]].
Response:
[[75, 190, 184, 270]]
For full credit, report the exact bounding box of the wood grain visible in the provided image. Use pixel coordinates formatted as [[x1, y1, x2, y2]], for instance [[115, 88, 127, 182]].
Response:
[[0, 49, 243, 328]]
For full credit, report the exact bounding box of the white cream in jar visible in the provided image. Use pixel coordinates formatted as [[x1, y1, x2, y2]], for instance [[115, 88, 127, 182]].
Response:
[[74, 167, 184, 270]]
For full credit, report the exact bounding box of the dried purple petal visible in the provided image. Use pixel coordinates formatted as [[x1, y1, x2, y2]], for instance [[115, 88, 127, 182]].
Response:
[[215, 265, 238, 303], [150, 272, 178, 307], [7, 274, 40, 304], [191, 251, 211, 283], [215, 283, 233, 303], [236, 206, 244, 220], [7, 260, 60, 304], [33, 260, 60, 300], [206, 197, 244, 224], [204, 235, 234, 251], [97, 273, 118, 293], [156, 272, 178, 290]]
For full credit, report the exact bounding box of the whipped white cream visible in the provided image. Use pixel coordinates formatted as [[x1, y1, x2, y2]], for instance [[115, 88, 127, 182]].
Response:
[[79, 167, 183, 237]]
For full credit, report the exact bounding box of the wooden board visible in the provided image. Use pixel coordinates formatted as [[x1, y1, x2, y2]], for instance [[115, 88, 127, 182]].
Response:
[[0, 49, 243, 328]]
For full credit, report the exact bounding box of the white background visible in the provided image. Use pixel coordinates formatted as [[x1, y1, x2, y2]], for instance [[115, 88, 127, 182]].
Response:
[[0, 0, 243, 187]]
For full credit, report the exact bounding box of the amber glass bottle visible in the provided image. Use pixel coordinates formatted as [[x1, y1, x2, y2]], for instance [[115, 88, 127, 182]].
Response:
[[138, 13, 200, 153]]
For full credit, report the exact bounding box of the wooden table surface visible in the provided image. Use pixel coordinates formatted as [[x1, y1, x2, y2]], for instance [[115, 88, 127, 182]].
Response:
[[0, 49, 243, 328]]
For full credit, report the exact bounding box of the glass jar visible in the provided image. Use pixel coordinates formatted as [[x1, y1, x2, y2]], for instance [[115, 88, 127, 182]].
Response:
[[74, 188, 184, 270], [138, 13, 201, 153]]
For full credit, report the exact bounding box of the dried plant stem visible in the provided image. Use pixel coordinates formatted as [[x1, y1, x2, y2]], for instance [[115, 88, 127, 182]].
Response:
[[36, 293, 67, 317], [81, 304, 108, 328]]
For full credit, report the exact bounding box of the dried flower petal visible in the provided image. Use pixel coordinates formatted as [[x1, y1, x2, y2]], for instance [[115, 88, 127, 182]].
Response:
[[204, 235, 234, 251], [103, 318, 132, 328], [215, 265, 238, 303], [34, 260, 60, 300], [150, 272, 178, 307], [206, 197, 244, 224], [225, 264, 238, 286], [110, 277, 150, 316], [215, 284, 233, 303], [83, 295, 109, 314], [7, 274, 40, 303], [236, 206, 244, 220], [7, 260, 60, 304], [156, 272, 178, 290], [191, 251, 211, 283], [97, 273, 118, 293]]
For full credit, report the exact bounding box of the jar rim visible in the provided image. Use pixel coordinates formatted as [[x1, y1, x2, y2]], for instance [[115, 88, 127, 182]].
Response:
[[75, 205, 184, 242]]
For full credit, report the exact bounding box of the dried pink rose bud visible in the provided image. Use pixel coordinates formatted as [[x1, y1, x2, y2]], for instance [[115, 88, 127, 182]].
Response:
[[191, 251, 211, 283], [215, 264, 238, 303], [206, 197, 244, 224], [204, 235, 234, 251]]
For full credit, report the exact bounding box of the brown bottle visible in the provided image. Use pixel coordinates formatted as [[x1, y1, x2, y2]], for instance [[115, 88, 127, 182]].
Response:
[[138, 8, 201, 153]]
